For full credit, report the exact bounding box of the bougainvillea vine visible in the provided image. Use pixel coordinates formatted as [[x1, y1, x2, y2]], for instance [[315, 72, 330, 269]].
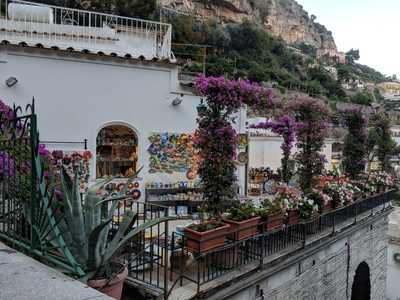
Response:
[[286, 96, 329, 192], [194, 75, 276, 216], [342, 109, 368, 178], [251, 115, 298, 183]]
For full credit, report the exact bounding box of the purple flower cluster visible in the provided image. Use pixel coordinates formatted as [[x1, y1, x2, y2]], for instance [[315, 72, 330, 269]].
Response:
[[251, 115, 298, 182], [252, 115, 298, 154], [0, 152, 14, 177], [194, 75, 278, 215], [286, 96, 330, 191], [0, 99, 14, 120], [195, 74, 276, 114]]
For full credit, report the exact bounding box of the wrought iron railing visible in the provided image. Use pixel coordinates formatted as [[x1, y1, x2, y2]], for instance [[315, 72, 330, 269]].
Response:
[[165, 191, 394, 298], [0, 100, 84, 276], [0, 0, 172, 59], [114, 200, 171, 297]]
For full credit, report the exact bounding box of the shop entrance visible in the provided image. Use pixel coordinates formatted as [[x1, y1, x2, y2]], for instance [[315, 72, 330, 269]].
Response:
[[96, 124, 138, 178], [351, 261, 371, 300]]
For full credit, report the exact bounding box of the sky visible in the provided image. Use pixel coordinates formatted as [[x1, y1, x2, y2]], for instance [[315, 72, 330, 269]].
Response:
[[296, 0, 399, 77]]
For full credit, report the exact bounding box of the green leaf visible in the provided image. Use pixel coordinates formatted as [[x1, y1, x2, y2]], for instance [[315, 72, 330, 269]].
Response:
[[60, 167, 87, 262], [107, 211, 138, 254], [87, 219, 112, 271], [104, 216, 174, 263]]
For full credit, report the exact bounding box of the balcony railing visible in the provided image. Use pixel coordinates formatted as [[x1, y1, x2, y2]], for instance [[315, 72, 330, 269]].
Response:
[[0, 0, 172, 60], [123, 190, 395, 299]]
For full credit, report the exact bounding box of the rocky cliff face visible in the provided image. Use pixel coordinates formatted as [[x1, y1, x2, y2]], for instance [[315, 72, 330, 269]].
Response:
[[162, 0, 338, 55]]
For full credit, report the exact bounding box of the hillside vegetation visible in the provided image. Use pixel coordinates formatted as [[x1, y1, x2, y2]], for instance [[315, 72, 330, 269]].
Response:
[[170, 16, 386, 104], [34, 1, 388, 104]]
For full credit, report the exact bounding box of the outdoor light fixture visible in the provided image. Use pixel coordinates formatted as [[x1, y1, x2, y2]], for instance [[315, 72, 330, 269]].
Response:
[[197, 98, 207, 115], [5, 77, 18, 87], [172, 94, 183, 106]]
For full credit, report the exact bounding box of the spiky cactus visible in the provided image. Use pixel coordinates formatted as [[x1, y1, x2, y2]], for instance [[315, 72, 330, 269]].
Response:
[[59, 167, 171, 280]]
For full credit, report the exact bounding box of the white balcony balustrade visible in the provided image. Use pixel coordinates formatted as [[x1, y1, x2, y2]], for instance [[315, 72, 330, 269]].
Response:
[[0, 0, 173, 60]]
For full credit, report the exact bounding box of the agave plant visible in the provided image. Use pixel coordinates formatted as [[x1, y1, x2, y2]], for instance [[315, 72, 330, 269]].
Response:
[[59, 166, 172, 281]]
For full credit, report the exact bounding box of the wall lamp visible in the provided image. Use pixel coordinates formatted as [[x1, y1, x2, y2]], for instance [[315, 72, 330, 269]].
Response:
[[172, 94, 184, 106], [5, 77, 18, 87]]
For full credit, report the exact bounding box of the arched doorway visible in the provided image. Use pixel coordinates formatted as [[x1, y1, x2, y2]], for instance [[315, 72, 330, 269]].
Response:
[[96, 124, 138, 178], [351, 261, 371, 300]]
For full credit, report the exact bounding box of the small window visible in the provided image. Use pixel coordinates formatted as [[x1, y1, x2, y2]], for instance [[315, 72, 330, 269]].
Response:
[[96, 125, 138, 178]]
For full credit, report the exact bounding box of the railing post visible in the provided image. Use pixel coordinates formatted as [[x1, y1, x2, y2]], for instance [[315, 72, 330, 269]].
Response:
[[29, 102, 38, 251], [302, 223, 306, 248], [332, 210, 336, 235], [170, 231, 175, 282], [354, 202, 357, 224], [163, 207, 169, 300], [197, 255, 201, 296]]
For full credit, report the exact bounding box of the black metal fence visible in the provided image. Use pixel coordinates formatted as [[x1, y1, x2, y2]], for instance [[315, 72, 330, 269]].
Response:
[[117, 200, 171, 296], [0, 103, 36, 250], [0, 100, 84, 276], [166, 190, 394, 297]]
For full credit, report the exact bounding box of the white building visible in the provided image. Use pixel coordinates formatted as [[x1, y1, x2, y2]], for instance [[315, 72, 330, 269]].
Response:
[[0, 0, 250, 204]]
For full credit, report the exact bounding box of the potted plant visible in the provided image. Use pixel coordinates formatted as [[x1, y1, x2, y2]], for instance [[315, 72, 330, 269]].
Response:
[[184, 220, 230, 253], [223, 201, 260, 240], [298, 195, 319, 221], [307, 189, 332, 213], [274, 186, 301, 225], [59, 168, 171, 300], [258, 198, 285, 231]]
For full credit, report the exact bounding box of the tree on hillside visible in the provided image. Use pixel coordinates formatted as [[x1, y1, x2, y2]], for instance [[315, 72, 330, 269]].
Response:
[[368, 112, 397, 171], [350, 90, 375, 106], [114, 0, 156, 18], [346, 49, 360, 64]]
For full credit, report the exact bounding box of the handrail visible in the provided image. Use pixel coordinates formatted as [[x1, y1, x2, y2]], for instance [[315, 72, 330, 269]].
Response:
[[169, 190, 394, 298], [0, 0, 173, 59], [7, 0, 171, 27]]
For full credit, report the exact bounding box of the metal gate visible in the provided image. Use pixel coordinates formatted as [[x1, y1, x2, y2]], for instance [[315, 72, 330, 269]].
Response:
[[0, 100, 83, 276]]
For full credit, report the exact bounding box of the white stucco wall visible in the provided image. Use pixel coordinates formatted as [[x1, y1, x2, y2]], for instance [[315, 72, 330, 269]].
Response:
[[0, 48, 200, 186], [248, 135, 334, 171], [0, 47, 249, 198]]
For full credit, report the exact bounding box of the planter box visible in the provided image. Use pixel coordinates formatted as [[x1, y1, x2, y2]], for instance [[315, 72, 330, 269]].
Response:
[[223, 216, 261, 241], [184, 223, 231, 253], [264, 214, 284, 231], [287, 209, 300, 225]]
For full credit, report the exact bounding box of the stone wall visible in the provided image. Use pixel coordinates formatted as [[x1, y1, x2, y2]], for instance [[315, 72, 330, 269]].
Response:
[[224, 215, 388, 300]]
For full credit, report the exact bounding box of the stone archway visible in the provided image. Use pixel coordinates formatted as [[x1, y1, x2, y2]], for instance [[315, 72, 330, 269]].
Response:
[[351, 261, 371, 300]]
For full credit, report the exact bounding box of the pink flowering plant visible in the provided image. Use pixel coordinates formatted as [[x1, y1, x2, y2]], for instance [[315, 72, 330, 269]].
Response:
[[195, 75, 276, 216], [369, 171, 395, 191], [286, 96, 329, 192], [297, 195, 319, 220], [322, 182, 356, 207], [306, 189, 332, 212], [251, 115, 298, 183]]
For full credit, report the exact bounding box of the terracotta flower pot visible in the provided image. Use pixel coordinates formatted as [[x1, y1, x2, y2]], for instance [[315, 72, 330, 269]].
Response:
[[264, 213, 284, 231], [88, 266, 128, 300], [287, 209, 300, 225], [223, 216, 261, 241], [184, 223, 230, 253]]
